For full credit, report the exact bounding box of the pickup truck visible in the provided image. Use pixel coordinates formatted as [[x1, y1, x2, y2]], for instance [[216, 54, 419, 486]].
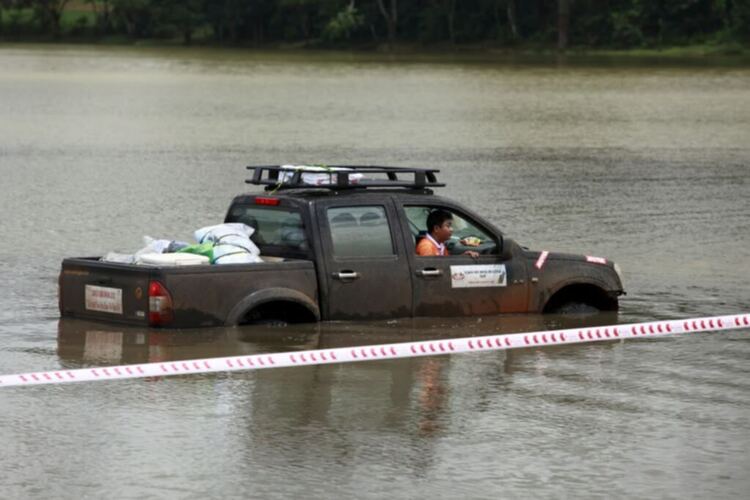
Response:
[[59, 166, 625, 328]]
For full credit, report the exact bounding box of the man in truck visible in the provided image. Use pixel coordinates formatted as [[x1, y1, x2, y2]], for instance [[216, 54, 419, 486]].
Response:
[[416, 210, 480, 258]]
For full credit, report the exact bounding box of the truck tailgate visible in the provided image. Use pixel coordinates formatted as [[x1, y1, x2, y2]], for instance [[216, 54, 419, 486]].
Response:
[[60, 258, 153, 325]]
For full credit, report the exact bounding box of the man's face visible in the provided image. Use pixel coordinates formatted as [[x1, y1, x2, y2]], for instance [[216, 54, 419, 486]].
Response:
[[433, 219, 453, 243]]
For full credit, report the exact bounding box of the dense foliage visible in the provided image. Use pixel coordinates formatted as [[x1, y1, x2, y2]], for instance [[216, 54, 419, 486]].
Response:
[[1, 0, 748, 48]]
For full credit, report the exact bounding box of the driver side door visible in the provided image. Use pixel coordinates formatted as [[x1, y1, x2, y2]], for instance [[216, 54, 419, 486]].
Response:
[[401, 204, 529, 316]]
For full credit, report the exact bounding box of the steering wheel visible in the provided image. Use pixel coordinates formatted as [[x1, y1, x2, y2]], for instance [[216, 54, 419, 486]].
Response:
[[448, 236, 497, 255]]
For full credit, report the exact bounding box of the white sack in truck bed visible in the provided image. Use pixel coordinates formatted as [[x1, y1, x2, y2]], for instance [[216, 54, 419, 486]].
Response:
[[194, 223, 262, 264], [100, 223, 263, 265]]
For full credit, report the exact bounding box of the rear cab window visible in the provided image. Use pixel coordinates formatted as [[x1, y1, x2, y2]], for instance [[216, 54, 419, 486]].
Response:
[[225, 203, 309, 258]]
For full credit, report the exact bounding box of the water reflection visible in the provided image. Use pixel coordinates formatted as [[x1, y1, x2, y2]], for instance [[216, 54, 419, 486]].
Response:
[[56, 312, 621, 367], [56, 312, 622, 440], [41, 313, 750, 498]]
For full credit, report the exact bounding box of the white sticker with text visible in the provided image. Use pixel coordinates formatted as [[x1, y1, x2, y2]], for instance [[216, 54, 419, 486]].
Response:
[[450, 264, 507, 288]]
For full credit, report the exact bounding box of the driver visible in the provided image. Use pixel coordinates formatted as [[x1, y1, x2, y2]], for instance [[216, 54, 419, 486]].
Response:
[[416, 210, 479, 258]]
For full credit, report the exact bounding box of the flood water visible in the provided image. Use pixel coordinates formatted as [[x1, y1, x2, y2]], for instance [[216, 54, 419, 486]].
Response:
[[0, 45, 749, 498]]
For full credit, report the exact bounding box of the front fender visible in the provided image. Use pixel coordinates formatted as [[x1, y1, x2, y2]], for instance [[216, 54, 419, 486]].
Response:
[[545, 275, 621, 300], [529, 253, 624, 310]]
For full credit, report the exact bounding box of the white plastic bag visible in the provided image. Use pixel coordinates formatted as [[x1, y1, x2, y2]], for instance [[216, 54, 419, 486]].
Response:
[[101, 252, 136, 264], [194, 223, 260, 255], [279, 165, 363, 186], [134, 236, 172, 259]]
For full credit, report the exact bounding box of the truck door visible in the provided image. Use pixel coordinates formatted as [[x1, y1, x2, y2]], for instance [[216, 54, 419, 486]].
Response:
[[317, 201, 413, 320], [402, 204, 529, 317]]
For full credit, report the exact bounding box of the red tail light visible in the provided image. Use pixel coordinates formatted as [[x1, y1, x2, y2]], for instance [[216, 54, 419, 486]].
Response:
[[255, 196, 280, 206], [148, 280, 174, 327]]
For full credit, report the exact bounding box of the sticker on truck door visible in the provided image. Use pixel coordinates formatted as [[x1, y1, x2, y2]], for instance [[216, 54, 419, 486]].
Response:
[[450, 264, 507, 288], [85, 285, 123, 314]]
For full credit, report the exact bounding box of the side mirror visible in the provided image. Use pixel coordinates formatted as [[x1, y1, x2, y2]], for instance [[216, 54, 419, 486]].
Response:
[[498, 236, 514, 261]]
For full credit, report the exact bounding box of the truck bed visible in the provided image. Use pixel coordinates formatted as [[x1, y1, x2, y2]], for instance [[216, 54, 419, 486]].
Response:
[[59, 257, 319, 328]]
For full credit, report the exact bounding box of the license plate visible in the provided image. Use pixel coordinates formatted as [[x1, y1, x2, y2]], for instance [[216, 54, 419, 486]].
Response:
[[85, 285, 123, 314]]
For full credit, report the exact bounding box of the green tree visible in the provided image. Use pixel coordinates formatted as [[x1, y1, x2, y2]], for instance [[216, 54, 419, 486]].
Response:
[[85, 0, 112, 34], [156, 0, 205, 44], [111, 0, 154, 38], [504, 0, 520, 40], [323, 1, 364, 41], [434, 0, 457, 44], [31, 0, 70, 38], [375, 0, 397, 46], [557, 0, 569, 49], [278, 0, 319, 40], [204, 0, 249, 43], [730, 0, 750, 39]]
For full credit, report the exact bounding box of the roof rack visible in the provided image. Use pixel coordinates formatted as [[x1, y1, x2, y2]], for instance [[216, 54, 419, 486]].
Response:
[[246, 165, 445, 192]]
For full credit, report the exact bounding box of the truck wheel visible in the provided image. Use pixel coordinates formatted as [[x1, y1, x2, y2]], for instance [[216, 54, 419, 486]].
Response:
[[552, 302, 600, 314], [250, 318, 289, 327]]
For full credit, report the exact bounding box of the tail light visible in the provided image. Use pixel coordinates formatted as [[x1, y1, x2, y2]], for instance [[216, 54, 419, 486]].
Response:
[[255, 196, 280, 206], [148, 281, 174, 327]]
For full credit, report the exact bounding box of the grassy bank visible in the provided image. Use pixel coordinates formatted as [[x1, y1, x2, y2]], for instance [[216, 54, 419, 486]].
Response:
[[2, 32, 747, 61]]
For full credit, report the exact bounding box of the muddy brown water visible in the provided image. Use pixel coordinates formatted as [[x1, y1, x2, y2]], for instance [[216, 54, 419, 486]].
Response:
[[0, 45, 749, 499]]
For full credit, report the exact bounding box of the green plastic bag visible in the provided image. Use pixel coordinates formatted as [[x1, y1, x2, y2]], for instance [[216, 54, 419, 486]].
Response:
[[177, 243, 215, 262]]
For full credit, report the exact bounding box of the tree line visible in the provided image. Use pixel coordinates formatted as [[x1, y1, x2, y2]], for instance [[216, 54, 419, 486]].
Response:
[[1, 0, 748, 49]]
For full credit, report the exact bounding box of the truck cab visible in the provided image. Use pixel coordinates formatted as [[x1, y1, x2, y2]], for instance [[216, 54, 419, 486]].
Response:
[[225, 165, 624, 322]]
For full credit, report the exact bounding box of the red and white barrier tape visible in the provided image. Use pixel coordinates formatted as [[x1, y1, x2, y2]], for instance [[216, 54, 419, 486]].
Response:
[[1, 313, 748, 388]]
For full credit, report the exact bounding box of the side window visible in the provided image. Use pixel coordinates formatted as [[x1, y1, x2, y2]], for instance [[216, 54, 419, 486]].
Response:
[[327, 206, 394, 258], [405, 205, 497, 255]]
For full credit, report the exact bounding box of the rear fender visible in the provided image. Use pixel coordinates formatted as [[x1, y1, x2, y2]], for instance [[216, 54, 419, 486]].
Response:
[[225, 288, 320, 326]]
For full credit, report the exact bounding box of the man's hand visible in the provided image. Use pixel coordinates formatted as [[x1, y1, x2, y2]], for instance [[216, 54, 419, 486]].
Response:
[[463, 250, 480, 259]]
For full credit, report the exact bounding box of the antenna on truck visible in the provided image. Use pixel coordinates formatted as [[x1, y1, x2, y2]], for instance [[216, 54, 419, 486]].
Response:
[[245, 165, 445, 192]]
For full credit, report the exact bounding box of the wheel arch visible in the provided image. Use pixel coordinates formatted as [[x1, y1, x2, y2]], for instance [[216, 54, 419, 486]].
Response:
[[225, 288, 320, 326], [543, 281, 619, 313]]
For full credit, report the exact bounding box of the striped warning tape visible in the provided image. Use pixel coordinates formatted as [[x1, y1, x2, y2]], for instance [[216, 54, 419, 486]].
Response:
[[1, 313, 748, 388]]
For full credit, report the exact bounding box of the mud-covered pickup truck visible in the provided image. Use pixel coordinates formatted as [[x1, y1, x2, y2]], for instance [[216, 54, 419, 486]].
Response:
[[59, 166, 625, 328]]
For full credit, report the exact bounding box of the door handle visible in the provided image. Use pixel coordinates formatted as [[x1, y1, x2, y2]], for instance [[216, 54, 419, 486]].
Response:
[[333, 271, 360, 281], [416, 268, 443, 277]]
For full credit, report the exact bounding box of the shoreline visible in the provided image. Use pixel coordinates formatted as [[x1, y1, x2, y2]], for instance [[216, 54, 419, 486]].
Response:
[[2, 39, 748, 65]]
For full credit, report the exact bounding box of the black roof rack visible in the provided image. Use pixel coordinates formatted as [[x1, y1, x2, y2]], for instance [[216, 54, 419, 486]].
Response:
[[246, 165, 445, 192]]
